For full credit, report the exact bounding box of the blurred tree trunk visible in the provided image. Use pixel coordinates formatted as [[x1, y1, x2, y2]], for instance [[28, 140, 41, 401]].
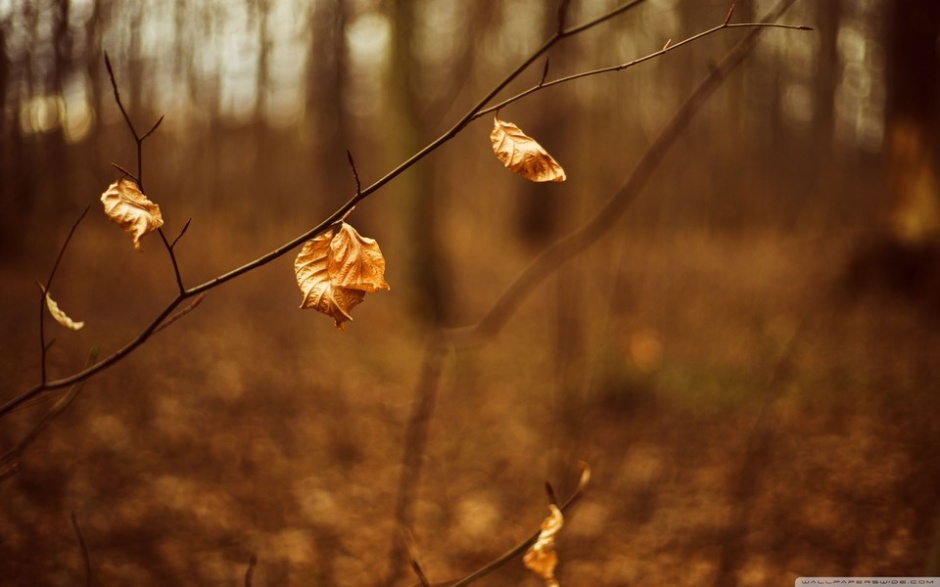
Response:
[[803, 0, 842, 227], [48, 0, 71, 209], [883, 0, 940, 245], [847, 1, 940, 302], [306, 0, 352, 213], [389, 0, 452, 326], [0, 21, 14, 253]]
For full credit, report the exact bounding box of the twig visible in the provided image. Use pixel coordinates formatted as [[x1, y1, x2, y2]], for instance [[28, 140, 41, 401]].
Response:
[[109, 162, 140, 185], [441, 463, 591, 587], [0, 351, 97, 482], [153, 293, 206, 335], [105, 53, 185, 294], [171, 218, 192, 249], [244, 553, 257, 587], [544, 482, 559, 508], [403, 528, 431, 587], [475, 19, 812, 120], [38, 206, 89, 385], [104, 52, 163, 192], [157, 227, 186, 294], [385, 333, 449, 584], [346, 150, 361, 196], [539, 57, 550, 87], [71, 511, 93, 587]]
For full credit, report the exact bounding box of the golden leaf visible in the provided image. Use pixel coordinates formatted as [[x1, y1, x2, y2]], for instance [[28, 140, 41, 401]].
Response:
[[490, 116, 566, 183], [100, 178, 164, 250], [523, 504, 564, 587], [43, 288, 84, 331], [294, 222, 390, 330]]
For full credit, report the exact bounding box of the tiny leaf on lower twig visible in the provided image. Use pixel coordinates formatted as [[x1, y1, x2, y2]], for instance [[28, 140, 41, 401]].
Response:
[[523, 504, 564, 587]]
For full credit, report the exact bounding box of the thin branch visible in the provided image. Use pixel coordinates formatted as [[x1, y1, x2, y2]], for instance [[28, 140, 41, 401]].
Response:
[[442, 463, 591, 587], [244, 553, 257, 587], [556, 0, 572, 35], [141, 114, 164, 141], [71, 512, 93, 587], [539, 57, 550, 87], [38, 206, 90, 385], [346, 150, 361, 196], [153, 293, 206, 335], [724, 3, 736, 26], [403, 528, 431, 587], [171, 218, 192, 249], [475, 20, 812, 120], [158, 227, 186, 294], [384, 333, 449, 584], [103, 53, 137, 140], [109, 162, 139, 185], [0, 351, 96, 482], [544, 482, 559, 508]]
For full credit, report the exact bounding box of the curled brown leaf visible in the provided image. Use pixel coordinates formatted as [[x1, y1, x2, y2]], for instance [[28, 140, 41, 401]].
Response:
[[100, 178, 163, 250], [294, 222, 390, 330], [490, 116, 566, 183], [42, 287, 84, 331]]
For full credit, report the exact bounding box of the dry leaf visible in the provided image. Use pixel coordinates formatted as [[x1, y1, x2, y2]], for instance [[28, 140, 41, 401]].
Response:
[[43, 289, 84, 331], [100, 178, 164, 250], [523, 504, 564, 587], [490, 116, 566, 182], [294, 222, 390, 330]]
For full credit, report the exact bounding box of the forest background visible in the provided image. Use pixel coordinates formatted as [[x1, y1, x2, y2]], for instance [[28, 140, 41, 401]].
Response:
[[2, 0, 940, 585]]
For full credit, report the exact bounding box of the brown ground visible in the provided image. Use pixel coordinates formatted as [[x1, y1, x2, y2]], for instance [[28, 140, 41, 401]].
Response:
[[2, 224, 939, 586]]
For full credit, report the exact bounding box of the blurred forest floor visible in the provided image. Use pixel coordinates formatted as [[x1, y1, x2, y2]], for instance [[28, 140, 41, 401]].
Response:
[[3, 1, 940, 585], [2, 219, 938, 585]]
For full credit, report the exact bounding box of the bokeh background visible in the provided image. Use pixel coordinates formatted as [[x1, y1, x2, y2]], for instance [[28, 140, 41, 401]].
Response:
[[2, 0, 939, 585]]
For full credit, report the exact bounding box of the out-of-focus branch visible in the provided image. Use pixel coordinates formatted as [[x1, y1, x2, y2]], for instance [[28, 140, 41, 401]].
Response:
[[71, 511, 93, 587], [0, 351, 96, 482], [389, 1, 805, 584]]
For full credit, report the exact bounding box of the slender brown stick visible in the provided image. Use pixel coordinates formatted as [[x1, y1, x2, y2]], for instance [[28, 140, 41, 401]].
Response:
[[475, 20, 811, 120], [0, 352, 96, 482], [244, 553, 258, 587], [442, 463, 591, 587], [105, 53, 184, 293], [71, 511, 93, 587], [38, 206, 90, 385]]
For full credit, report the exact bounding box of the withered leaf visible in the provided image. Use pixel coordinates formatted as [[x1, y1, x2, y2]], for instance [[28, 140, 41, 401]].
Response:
[[100, 178, 164, 250], [490, 116, 566, 183], [523, 504, 564, 587], [43, 288, 84, 331], [294, 222, 390, 330]]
